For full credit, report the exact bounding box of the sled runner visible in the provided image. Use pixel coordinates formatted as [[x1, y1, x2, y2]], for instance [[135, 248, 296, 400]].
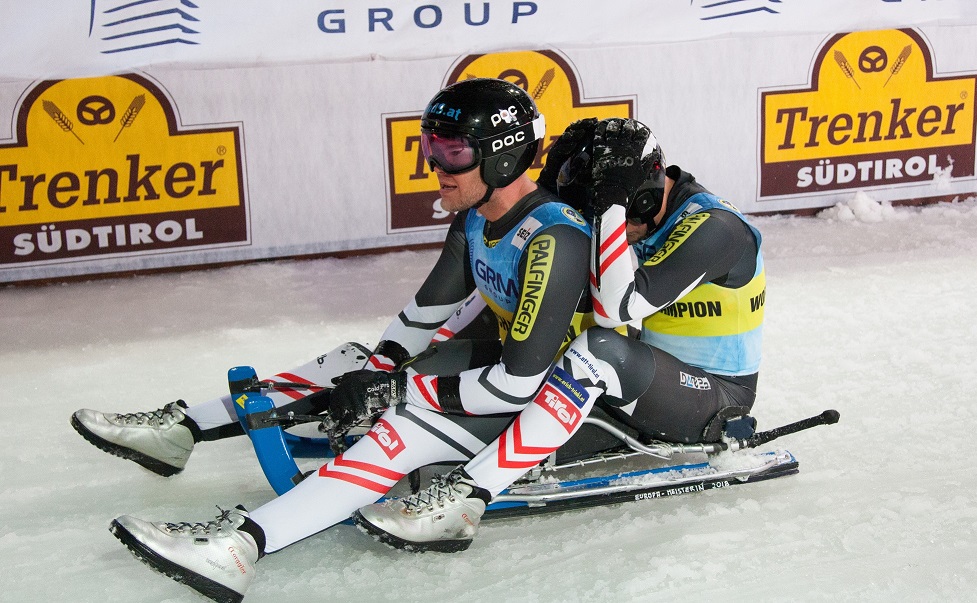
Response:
[[226, 365, 838, 515]]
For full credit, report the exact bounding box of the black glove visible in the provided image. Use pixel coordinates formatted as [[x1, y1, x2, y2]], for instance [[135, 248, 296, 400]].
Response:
[[590, 118, 651, 215], [321, 369, 406, 454], [537, 118, 598, 194]]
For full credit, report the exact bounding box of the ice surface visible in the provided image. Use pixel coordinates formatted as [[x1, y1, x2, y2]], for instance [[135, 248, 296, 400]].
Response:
[[3, 194, 977, 602]]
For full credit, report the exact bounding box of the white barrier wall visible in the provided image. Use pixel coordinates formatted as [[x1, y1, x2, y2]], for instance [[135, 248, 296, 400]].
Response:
[[2, 2, 976, 283]]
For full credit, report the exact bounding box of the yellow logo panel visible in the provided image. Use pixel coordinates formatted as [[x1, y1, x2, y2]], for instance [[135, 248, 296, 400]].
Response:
[[644, 212, 710, 267], [0, 74, 247, 265], [385, 49, 634, 231], [511, 233, 554, 341], [760, 29, 976, 198]]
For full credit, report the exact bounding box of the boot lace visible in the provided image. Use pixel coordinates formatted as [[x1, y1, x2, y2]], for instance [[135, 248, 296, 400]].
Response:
[[164, 506, 235, 535], [401, 472, 464, 513], [115, 402, 182, 426]]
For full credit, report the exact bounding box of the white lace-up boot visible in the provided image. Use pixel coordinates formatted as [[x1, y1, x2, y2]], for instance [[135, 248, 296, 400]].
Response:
[[111, 506, 264, 603], [71, 400, 197, 476], [353, 466, 491, 552]]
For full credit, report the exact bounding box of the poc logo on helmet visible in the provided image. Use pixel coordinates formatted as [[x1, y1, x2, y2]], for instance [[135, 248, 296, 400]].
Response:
[[490, 105, 519, 127], [598, 156, 636, 168], [491, 130, 526, 153]]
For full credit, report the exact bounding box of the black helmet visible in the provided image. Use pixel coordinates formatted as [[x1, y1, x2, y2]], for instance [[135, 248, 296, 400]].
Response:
[[626, 139, 667, 226], [554, 120, 665, 223], [420, 78, 546, 188]]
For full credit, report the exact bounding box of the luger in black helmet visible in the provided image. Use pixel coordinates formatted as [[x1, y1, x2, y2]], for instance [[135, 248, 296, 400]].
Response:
[[420, 78, 546, 189], [554, 119, 666, 225], [626, 134, 667, 227]]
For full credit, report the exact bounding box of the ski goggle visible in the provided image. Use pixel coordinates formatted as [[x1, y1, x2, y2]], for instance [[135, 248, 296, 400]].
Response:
[[557, 142, 593, 191], [421, 115, 546, 175], [420, 131, 481, 174], [626, 151, 667, 224]]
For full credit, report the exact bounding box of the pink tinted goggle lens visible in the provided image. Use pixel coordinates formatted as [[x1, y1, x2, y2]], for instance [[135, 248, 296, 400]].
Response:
[[421, 131, 479, 174]]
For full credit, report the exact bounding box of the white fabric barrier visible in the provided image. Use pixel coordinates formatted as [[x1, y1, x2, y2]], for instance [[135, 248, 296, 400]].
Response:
[[2, 1, 975, 79], [1, 23, 976, 282]]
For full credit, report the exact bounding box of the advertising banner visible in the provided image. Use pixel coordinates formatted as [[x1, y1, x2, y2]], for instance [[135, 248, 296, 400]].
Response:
[[760, 29, 976, 200], [1, 1, 975, 79], [1, 21, 975, 283], [0, 75, 247, 267]]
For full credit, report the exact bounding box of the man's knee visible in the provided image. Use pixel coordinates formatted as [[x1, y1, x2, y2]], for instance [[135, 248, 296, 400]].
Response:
[[572, 327, 655, 401]]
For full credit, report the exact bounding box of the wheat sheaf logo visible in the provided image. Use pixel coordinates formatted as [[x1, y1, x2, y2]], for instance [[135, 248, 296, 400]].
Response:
[[0, 74, 247, 266], [760, 29, 976, 199], [384, 49, 635, 232]]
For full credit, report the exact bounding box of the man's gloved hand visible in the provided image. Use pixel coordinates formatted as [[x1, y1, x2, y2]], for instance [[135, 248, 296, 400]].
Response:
[[321, 369, 406, 454], [537, 117, 598, 194], [590, 118, 651, 215]]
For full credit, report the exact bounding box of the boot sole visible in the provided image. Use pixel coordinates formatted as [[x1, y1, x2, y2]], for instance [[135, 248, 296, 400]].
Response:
[[351, 510, 473, 553], [71, 414, 183, 477], [110, 519, 243, 603]]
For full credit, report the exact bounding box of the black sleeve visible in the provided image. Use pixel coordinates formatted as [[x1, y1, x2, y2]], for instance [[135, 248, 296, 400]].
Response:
[[501, 223, 591, 377], [634, 210, 758, 309], [401, 220, 591, 415], [412, 210, 476, 307], [374, 211, 477, 357]]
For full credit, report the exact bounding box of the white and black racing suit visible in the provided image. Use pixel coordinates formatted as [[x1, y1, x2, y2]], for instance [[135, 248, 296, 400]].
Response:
[[251, 187, 593, 551]]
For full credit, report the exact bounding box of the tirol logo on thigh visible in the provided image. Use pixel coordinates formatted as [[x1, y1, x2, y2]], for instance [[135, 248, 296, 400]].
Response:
[[535, 366, 589, 433], [366, 418, 404, 459]]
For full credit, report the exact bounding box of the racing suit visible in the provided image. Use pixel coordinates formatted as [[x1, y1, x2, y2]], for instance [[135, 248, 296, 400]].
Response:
[[251, 187, 592, 551], [457, 166, 765, 495]]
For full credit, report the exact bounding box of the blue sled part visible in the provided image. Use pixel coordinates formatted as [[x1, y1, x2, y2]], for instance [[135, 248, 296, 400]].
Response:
[[228, 366, 355, 496]]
